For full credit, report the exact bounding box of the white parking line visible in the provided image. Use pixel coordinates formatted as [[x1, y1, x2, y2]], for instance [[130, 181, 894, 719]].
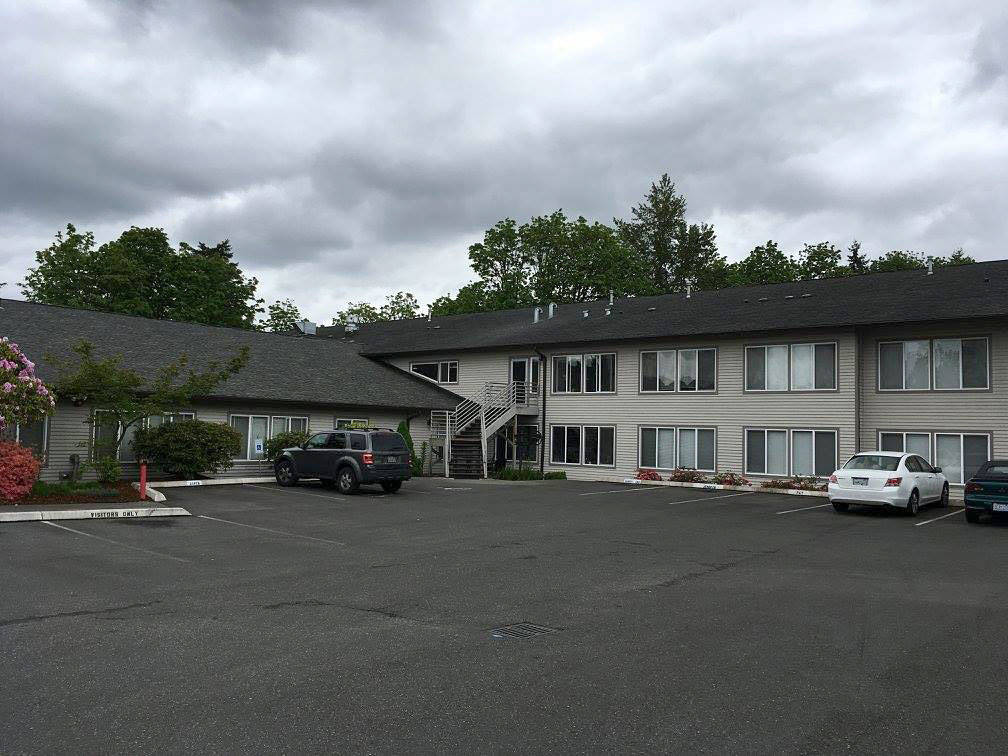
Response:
[[579, 487, 664, 496], [776, 502, 832, 515], [666, 492, 753, 505], [197, 515, 346, 545], [42, 521, 192, 563], [914, 509, 964, 526], [243, 484, 347, 502]]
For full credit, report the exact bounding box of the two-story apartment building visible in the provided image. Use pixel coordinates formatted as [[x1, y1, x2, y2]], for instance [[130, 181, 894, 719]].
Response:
[[4, 261, 1005, 487], [339, 261, 1008, 487]]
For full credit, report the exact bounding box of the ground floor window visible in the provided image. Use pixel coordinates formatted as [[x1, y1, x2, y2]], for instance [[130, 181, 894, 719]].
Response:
[[335, 418, 368, 430], [503, 425, 539, 462], [746, 428, 836, 477], [0, 416, 48, 462], [879, 431, 933, 463], [934, 433, 990, 484], [638, 426, 715, 471], [790, 429, 837, 477], [270, 415, 309, 437], [93, 411, 195, 462], [230, 415, 269, 460], [550, 424, 614, 466]]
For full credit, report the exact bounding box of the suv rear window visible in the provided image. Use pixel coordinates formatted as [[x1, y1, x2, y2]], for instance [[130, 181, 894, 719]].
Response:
[[371, 432, 407, 452], [844, 454, 900, 471], [349, 433, 367, 451]]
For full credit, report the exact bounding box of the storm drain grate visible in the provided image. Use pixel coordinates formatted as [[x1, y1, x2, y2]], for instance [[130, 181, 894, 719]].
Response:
[[490, 622, 561, 639]]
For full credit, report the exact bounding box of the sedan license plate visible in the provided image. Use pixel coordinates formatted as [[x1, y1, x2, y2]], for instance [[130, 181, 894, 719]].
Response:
[[852, 477, 868, 487], [993, 503, 1008, 512]]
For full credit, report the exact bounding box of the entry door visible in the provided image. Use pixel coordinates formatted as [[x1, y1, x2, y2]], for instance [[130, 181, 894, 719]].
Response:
[[511, 358, 532, 403], [231, 415, 270, 460]]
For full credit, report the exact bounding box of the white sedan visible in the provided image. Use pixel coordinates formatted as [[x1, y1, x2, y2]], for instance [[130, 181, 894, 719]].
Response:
[[828, 451, 949, 515]]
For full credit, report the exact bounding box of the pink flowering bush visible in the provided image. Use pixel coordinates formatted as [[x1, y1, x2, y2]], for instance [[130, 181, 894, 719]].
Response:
[[667, 468, 711, 483], [0, 441, 41, 502], [711, 471, 751, 487], [635, 468, 662, 481], [0, 337, 55, 434]]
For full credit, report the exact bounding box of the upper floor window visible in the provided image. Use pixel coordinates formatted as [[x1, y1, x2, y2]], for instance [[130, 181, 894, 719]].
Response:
[[878, 337, 988, 391], [411, 360, 458, 384], [745, 343, 836, 391], [552, 353, 615, 394], [640, 348, 715, 392]]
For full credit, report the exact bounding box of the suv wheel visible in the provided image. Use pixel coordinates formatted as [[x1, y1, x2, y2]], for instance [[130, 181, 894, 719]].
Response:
[[275, 460, 298, 487], [381, 481, 402, 494], [337, 466, 360, 495]]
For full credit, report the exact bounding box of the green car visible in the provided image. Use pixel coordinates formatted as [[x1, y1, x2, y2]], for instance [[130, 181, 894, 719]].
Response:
[[964, 460, 1008, 524]]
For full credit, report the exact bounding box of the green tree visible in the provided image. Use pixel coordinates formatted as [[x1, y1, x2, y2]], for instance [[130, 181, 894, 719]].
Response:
[[132, 420, 243, 479], [333, 291, 421, 325], [846, 240, 868, 274], [943, 248, 975, 266], [795, 242, 844, 280], [867, 250, 928, 273], [728, 240, 799, 286], [49, 340, 249, 461], [22, 225, 263, 328], [614, 174, 725, 294], [259, 299, 303, 332]]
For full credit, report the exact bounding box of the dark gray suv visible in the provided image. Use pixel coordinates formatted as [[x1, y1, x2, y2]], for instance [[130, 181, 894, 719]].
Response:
[[274, 428, 411, 494]]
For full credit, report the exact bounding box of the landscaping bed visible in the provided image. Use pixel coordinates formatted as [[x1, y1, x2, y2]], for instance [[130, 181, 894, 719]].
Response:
[[3, 480, 144, 509]]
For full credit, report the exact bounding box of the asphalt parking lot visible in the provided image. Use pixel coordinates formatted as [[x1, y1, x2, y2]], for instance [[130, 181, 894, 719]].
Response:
[[3, 478, 1006, 753]]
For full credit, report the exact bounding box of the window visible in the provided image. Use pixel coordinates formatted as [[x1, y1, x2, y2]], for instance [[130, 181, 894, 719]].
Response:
[[638, 426, 715, 471], [640, 349, 715, 392], [335, 418, 368, 430], [790, 430, 837, 477], [269, 416, 308, 437], [935, 433, 990, 484], [745, 429, 789, 475], [147, 412, 196, 429], [582, 426, 616, 466], [349, 433, 368, 451], [677, 428, 716, 471], [95, 410, 190, 462], [411, 360, 458, 384], [551, 425, 580, 463], [230, 415, 270, 460], [878, 340, 930, 390], [879, 432, 932, 463], [0, 417, 49, 462], [747, 343, 835, 391], [552, 353, 614, 393], [508, 425, 539, 462], [639, 427, 675, 469], [745, 345, 789, 391], [510, 357, 541, 396], [304, 432, 330, 449], [933, 338, 989, 390]]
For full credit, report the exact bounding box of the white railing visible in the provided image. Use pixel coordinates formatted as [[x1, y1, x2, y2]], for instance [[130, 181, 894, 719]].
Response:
[[430, 381, 529, 478]]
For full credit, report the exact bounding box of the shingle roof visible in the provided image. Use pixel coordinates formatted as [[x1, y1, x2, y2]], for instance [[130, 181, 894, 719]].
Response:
[[1, 300, 459, 410], [341, 260, 1008, 356]]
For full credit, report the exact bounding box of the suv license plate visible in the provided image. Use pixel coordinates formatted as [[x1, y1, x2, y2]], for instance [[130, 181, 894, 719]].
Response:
[[385, 456, 399, 463], [853, 478, 868, 487], [993, 503, 1008, 512]]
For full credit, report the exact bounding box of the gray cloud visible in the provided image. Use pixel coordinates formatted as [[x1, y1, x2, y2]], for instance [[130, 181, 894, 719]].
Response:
[[2, 1, 1007, 320]]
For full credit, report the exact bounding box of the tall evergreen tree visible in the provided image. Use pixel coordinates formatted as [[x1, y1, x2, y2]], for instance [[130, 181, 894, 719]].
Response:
[[846, 240, 868, 274]]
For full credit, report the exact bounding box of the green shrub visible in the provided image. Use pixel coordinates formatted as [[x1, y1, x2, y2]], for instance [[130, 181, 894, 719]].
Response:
[[89, 455, 121, 485], [132, 420, 241, 479], [31, 480, 102, 496], [264, 429, 310, 461], [412, 441, 427, 477]]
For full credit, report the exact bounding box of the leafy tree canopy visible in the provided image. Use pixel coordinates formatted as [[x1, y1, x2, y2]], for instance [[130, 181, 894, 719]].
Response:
[[22, 224, 263, 328], [259, 298, 304, 332], [333, 291, 420, 325]]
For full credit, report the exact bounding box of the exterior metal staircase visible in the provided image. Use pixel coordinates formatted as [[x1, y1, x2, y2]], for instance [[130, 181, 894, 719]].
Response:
[[431, 381, 531, 478]]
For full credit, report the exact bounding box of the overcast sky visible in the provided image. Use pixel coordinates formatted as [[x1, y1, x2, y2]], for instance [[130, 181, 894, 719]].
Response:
[[1, 1, 1006, 323]]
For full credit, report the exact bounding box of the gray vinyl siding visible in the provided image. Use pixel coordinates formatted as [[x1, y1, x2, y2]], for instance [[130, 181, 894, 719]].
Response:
[[537, 330, 857, 481], [858, 317, 1008, 481], [40, 401, 438, 481]]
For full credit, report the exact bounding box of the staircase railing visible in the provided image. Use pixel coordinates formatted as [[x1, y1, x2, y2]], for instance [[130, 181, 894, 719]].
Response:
[[430, 380, 529, 478]]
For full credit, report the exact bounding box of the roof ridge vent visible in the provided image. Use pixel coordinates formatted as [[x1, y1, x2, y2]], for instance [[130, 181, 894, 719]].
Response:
[[800, 293, 811, 298], [582, 308, 589, 318], [533, 306, 543, 323], [296, 319, 316, 335], [927, 260, 934, 275], [758, 297, 769, 302], [547, 302, 557, 319]]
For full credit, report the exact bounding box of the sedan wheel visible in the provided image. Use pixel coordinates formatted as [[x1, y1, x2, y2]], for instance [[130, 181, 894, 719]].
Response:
[[275, 461, 297, 487], [832, 501, 849, 513], [337, 467, 359, 495], [965, 509, 981, 524], [907, 489, 919, 517], [938, 484, 949, 508]]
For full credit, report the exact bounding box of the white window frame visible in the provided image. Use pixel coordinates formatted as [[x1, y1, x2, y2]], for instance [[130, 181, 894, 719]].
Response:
[[3, 416, 49, 463], [581, 425, 616, 467], [229, 414, 270, 461], [676, 427, 717, 471], [934, 432, 992, 484], [637, 426, 716, 472], [640, 348, 717, 393], [270, 415, 309, 437], [410, 360, 458, 385], [744, 427, 790, 476], [550, 424, 583, 464], [788, 428, 838, 478], [746, 343, 837, 392], [932, 337, 989, 391], [335, 418, 369, 430], [552, 353, 616, 394], [510, 357, 541, 395], [877, 431, 933, 464], [676, 348, 717, 392]]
